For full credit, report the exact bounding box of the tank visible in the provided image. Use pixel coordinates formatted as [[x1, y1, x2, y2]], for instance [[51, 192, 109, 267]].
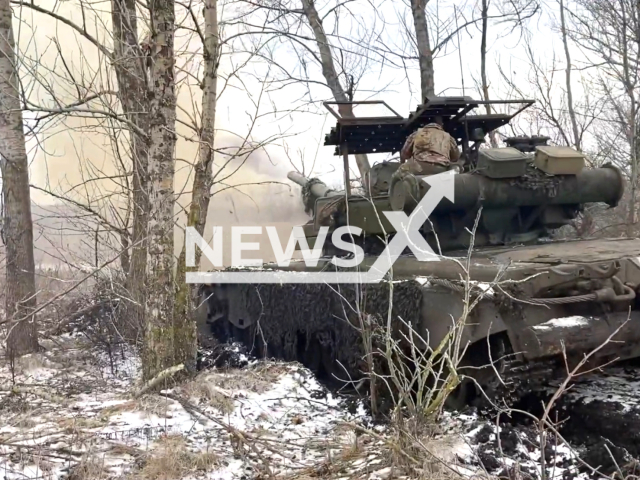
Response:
[[197, 96, 640, 405]]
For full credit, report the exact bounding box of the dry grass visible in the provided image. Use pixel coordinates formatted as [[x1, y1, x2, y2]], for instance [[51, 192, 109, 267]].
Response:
[[99, 400, 139, 417], [180, 379, 235, 414], [108, 443, 143, 458], [58, 416, 107, 433], [10, 352, 50, 374], [67, 455, 109, 480], [0, 264, 96, 338], [137, 394, 185, 418], [12, 414, 37, 429], [283, 422, 474, 480], [138, 434, 218, 480], [98, 395, 181, 420], [179, 362, 290, 414]]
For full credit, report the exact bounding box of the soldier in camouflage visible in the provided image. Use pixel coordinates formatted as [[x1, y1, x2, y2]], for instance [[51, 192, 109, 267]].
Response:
[[397, 116, 460, 176]]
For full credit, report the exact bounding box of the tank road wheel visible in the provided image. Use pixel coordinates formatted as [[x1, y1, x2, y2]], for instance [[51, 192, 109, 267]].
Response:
[[445, 334, 510, 411], [296, 333, 323, 373], [445, 377, 477, 411]]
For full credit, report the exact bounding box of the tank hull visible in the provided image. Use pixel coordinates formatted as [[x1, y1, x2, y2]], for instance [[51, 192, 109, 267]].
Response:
[[196, 237, 640, 395]]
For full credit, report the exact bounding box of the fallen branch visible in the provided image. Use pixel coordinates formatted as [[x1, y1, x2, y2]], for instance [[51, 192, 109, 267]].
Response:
[[134, 364, 185, 398], [160, 392, 274, 477]]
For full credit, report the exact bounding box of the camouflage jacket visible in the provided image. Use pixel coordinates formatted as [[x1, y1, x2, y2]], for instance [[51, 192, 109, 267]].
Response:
[[401, 123, 460, 165]]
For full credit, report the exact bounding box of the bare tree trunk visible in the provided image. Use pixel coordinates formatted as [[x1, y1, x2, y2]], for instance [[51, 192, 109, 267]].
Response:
[[410, 0, 435, 100], [480, 0, 499, 148], [111, 0, 150, 336], [299, 0, 370, 180], [559, 0, 581, 151], [143, 0, 178, 381], [174, 0, 220, 373], [120, 231, 131, 273], [0, 0, 38, 356], [619, 5, 638, 237], [559, 0, 593, 237], [191, 0, 217, 270], [626, 112, 638, 237]]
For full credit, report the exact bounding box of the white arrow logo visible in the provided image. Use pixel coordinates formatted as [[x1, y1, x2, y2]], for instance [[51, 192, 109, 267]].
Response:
[[365, 170, 454, 282], [186, 171, 455, 284]]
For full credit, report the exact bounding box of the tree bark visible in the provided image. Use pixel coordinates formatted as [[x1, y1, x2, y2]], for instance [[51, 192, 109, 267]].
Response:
[[111, 0, 150, 335], [0, 0, 39, 356], [191, 0, 218, 270], [299, 0, 370, 181], [559, 0, 593, 237], [143, 0, 178, 381], [410, 0, 435, 101], [174, 0, 220, 373], [480, 0, 499, 148]]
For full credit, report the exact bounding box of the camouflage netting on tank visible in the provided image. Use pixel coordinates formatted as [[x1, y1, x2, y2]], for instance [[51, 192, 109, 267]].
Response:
[[232, 281, 424, 377], [510, 163, 562, 196]]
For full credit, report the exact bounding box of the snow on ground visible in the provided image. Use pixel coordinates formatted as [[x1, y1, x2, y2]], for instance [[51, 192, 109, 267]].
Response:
[[532, 316, 591, 331], [3, 331, 637, 480], [0, 334, 413, 479], [438, 411, 593, 480]]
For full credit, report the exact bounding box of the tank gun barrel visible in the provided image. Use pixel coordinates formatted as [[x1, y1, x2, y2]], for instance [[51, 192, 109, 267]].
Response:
[[288, 171, 342, 214], [287, 171, 308, 186], [287, 171, 340, 199]]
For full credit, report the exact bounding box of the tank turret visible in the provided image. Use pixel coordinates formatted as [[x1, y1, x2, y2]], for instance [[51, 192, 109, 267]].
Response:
[[292, 154, 624, 253]]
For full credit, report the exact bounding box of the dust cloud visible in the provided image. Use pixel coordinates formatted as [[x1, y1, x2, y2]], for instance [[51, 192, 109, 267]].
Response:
[[18, 0, 317, 269], [29, 120, 312, 269]]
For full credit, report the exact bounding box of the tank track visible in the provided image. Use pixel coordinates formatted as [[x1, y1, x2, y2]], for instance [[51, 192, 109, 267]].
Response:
[[455, 335, 560, 408], [488, 357, 559, 405], [206, 309, 561, 409], [201, 276, 565, 408]]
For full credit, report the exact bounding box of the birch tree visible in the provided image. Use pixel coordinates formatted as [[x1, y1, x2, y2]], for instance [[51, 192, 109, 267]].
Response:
[[111, 0, 150, 334], [298, 0, 370, 179], [11, 0, 291, 377], [478, 0, 538, 148], [143, 0, 182, 380], [9, 0, 149, 320], [558, 0, 580, 151], [237, 0, 374, 180], [387, 2, 489, 102], [189, 0, 218, 263], [479, 0, 499, 147], [0, 0, 39, 356], [173, 0, 219, 372]]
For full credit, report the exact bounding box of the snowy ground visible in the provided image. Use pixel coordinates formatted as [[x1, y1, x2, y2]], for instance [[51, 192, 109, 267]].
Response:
[[0, 333, 384, 479], [1, 332, 639, 479], [0, 333, 458, 479]]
